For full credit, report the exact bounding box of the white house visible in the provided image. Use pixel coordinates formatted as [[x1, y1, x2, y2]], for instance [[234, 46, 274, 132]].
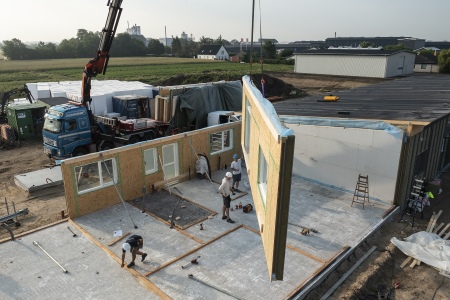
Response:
[[294, 49, 416, 78], [197, 45, 229, 60], [414, 53, 439, 73]]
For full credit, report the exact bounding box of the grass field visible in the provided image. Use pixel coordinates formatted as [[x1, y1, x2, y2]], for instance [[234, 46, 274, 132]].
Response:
[[0, 57, 293, 94]]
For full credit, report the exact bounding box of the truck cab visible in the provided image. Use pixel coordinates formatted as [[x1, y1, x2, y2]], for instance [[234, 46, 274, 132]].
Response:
[[207, 111, 241, 127], [43, 104, 92, 159]]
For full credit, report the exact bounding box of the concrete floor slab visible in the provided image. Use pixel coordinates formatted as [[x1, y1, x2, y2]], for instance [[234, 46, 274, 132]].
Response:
[[1, 168, 393, 299], [0, 223, 158, 300], [14, 166, 62, 193]]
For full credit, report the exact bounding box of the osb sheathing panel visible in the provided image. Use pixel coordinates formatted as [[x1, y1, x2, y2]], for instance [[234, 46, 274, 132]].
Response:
[[62, 122, 241, 219], [241, 80, 294, 281]]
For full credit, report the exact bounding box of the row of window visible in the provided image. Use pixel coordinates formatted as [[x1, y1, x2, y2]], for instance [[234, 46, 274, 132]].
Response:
[[75, 130, 234, 194]]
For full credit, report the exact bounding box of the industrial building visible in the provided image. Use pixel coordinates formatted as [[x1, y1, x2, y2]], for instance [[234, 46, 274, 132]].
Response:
[[293, 49, 416, 78]]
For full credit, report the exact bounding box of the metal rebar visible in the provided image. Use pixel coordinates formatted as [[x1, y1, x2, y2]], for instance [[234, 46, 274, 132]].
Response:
[[33, 241, 68, 273]]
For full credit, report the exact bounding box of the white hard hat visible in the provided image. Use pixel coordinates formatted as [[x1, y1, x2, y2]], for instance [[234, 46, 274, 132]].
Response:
[[226, 172, 232, 177], [122, 243, 131, 251]]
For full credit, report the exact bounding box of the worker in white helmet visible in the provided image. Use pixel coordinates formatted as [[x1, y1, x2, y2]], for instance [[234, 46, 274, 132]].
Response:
[[121, 235, 147, 268], [218, 172, 235, 223]]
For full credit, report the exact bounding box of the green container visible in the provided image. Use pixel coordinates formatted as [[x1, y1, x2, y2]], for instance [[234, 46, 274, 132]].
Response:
[[6, 103, 47, 140]]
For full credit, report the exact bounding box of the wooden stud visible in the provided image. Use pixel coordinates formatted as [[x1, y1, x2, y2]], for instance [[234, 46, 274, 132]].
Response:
[[108, 232, 130, 247], [0, 218, 68, 244], [438, 224, 450, 237], [433, 223, 445, 234], [68, 220, 170, 299]]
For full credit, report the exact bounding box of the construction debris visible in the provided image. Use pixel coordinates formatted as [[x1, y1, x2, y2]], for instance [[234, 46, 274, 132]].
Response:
[[182, 256, 200, 269]]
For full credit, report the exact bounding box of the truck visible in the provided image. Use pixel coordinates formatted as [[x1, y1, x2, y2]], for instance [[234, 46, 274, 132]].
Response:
[[42, 0, 168, 160], [207, 111, 241, 127]]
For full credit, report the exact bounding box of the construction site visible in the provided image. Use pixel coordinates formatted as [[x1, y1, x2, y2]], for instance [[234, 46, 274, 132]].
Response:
[[2, 1, 450, 300]]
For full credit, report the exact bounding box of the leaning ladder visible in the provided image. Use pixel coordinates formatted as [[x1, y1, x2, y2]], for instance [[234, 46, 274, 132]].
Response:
[[351, 174, 370, 209]]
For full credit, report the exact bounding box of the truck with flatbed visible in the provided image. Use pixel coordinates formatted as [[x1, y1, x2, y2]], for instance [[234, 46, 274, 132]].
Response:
[[42, 0, 169, 160]]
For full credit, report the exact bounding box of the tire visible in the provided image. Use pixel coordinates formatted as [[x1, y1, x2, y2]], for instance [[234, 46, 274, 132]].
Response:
[[143, 131, 156, 141], [100, 141, 114, 151], [72, 147, 88, 157], [128, 135, 141, 144]]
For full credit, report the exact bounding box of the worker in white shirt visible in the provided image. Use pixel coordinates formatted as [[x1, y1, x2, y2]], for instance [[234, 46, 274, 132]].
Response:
[[230, 154, 242, 192], [218, 172, 235, 223]]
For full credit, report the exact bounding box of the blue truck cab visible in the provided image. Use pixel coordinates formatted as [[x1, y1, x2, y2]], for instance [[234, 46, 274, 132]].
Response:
[[43, 104, 92, 160]]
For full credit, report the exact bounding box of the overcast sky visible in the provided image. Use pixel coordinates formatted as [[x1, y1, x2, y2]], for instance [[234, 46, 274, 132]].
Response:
[[1, 0, 449, 44]]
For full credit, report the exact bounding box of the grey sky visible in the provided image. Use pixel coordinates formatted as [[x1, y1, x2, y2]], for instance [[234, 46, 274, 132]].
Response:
[[1, 0, 449, 44]]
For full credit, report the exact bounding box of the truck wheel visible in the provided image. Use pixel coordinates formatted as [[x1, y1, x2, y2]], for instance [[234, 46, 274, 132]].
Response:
[[72, 147, 88, 157], [143, 131, 156, 141], [101, 141, 114, 151], [129, 135, 141, 144]]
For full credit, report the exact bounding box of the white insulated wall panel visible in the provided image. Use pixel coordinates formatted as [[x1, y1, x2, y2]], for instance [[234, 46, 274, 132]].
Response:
[[385, 52, 416, 77], [289, 124, 402, 204], [294, 55, 388, 78]]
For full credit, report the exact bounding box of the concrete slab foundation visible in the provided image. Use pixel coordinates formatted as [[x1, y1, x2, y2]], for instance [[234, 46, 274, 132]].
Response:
[[1, 169, 394, 299], [14, 166, 63, 197]]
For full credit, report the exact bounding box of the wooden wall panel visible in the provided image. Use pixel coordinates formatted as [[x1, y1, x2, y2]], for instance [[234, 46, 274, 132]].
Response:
[[241, 77, 295, 281], [62, 122, 241, 218]]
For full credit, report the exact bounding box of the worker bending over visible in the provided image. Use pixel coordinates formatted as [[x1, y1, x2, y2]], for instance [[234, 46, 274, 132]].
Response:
[[121, 235, 147, 268]]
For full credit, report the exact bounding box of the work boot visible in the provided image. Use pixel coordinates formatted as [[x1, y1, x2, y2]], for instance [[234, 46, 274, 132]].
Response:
[[127, 261, 135, 268], [141, 253, 147, 262], [235, 189, 241, 193], [222, 215, 227, 220], [227, 219, 235, 223]]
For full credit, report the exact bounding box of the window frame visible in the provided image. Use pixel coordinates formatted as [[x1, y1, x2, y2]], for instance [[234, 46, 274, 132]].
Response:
[[144, 148, 158, 175], [258, 147, 268, 206], [209, 129, 234, 155], [75, 158, 117, 195]]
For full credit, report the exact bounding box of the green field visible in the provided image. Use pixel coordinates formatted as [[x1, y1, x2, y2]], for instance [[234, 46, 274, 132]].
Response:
[[0, 57, 293, 94]]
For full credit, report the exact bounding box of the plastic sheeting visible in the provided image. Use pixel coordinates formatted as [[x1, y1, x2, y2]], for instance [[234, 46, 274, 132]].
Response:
[[242, 76, 294, 137], [391, 232, 450, 277], [168, 81, 242, 130], [279, 116, 404, 139]]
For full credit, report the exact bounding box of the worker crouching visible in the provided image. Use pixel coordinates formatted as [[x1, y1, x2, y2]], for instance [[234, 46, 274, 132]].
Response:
[[121, 235, 148, 268]]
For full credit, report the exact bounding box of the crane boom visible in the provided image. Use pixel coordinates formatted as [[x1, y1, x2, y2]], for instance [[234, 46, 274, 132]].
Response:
[[81, 0, 123, 109]]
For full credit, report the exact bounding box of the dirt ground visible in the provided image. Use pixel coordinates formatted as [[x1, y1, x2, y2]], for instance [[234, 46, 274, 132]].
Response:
[[1, 74, 449, 299]]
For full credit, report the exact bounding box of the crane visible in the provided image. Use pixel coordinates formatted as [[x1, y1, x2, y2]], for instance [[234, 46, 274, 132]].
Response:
[[81, 0, 123, 110]]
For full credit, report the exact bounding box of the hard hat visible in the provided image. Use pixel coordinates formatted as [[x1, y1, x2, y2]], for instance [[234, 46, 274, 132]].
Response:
[[226, 172, 232, 177], [233, 154, 238, 159], [122, 243, 131, 251]]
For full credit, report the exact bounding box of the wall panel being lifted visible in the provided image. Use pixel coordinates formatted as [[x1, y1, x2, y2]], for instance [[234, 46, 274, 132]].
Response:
[[241, 76, 295, 281]]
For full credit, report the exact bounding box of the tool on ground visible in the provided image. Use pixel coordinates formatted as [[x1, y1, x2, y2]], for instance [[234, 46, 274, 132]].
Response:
[[99, 153, 138, 229], [33, 241, 68, 273], [188, 274, 242, 300], [67, 226, 77, 237], [182, 256, 200, 269], [288, 222, 319, 235], [242, 204, 253, 213]]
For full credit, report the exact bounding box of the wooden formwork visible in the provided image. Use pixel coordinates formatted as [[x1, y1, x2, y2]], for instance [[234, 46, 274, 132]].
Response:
[[61, 122, 242, 219]]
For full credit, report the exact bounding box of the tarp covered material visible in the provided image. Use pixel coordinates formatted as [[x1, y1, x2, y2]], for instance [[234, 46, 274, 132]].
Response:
[[391, 232, 450, 277], [169, 81, 242, 130], [280, 116, 404, 139]]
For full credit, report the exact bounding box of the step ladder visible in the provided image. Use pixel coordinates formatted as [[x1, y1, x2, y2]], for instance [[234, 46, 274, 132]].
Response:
[[351, 174, 369, 209], [399, 176, 426, 227]]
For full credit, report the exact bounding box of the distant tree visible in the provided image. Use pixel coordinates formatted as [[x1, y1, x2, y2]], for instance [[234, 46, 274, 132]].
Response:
[[359, 41, 374, 48], [263, 41, 277, 59], [438, 49, 450, 73], [181, 40, 199, 58], [34, 42, 58, 59], [199, 36, 214, 46], [384, 43, 411, 51], [110, 33, 147, 57], [171, 36, 182, 57], [1, 38, 31, 60], [147, 38, 165, 55], [279, 48, 293, 58], [415, 49, 434, 56], [164, 45, 171, 55], [214, 35, 223, 45], [57, 38, 78, 58], [230, 39, 240, 45], [76, 29, 101, 58]]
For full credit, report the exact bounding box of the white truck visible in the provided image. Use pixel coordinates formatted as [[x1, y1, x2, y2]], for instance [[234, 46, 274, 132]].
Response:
[[207, 111, 241, 127]]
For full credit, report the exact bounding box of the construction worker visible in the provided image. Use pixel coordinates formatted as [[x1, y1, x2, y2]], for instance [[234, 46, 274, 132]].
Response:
[[219, 172, 235, 223], [230, 154, 242, 192], [121, 235, 147, 268]]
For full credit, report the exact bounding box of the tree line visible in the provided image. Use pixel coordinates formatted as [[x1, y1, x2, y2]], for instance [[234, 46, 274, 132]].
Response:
[[1, 29, 294, 64]]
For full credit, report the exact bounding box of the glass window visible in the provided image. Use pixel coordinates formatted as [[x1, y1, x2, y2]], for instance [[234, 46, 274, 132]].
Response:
[[75, 158, 117, 194], [162, 143, 179, 179], [244, 97, 252, 154], [258, 147, 268, 205], [210, 129, 233, 155], [67, 120, 77, 131], [421, 64, 427, 69], [144, 148, 158, 174], [43, 117, 61, 133]]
